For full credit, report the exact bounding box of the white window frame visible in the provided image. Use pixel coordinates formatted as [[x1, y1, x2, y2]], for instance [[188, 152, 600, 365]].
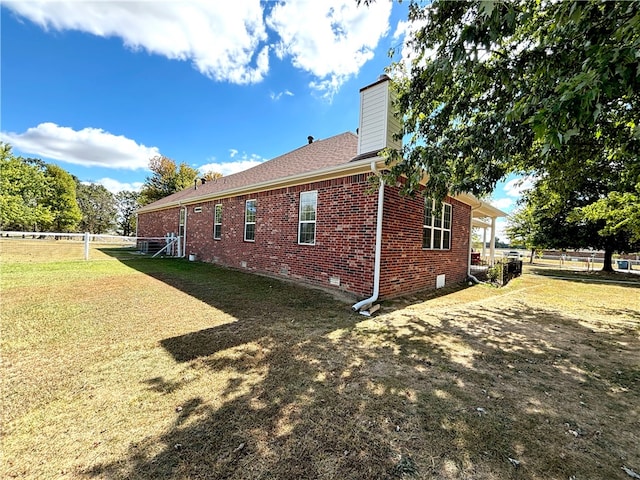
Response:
[[423, 199, 452, 250], [213, 204, 222, 240], [298, 191, 318, 245], [244, 199, 256, 242]]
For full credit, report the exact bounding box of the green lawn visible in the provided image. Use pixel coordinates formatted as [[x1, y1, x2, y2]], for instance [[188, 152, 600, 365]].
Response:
[[2, 252, 639, 479]]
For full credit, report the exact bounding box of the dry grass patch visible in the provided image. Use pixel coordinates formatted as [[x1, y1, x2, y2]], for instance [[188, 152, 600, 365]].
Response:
[[2, 254, 639, 479]]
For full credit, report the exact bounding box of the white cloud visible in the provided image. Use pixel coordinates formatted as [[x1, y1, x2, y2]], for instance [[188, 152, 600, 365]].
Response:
[[229, 149, 239, 158], [92, 177, 144, 194], [0, 122, 159, 169], [503, 176, 535, 198], [270, 90, 294, 101], [267, 0, 393, 98], [5, 1, 394, 93], [199, 153, 266, 176], [490, 197, 514, 211], [4, 0, 269, 84], [389, 15, 432, 78]]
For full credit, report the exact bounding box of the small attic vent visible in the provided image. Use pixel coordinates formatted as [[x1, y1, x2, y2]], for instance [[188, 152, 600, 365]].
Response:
[[193, 206, 202, 213]]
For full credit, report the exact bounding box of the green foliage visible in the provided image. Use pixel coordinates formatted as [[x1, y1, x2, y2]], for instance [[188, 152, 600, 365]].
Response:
[[386, 0, 639, 201], [115, 190, 139, 236], [572, 184, 640, 243], [486, 263, 501, 283], [506, 204, 538, 250], [139, 155, 199, 205], [518, 173, 640, 271], [0, 143, 53, 230], [42, 164, 82, 232], [387, 0, 639, 259], [76, 183, 117, 234]]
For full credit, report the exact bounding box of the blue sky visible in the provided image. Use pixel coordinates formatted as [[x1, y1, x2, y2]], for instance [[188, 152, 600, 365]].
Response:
[[1, 1, 526, 241]]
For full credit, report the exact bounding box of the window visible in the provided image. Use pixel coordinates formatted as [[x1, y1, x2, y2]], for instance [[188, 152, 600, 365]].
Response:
[[298, 191, 317, 245], [244, 199, 256, 241], [213, 204, 222, 239], [423, 199, 452, 250]]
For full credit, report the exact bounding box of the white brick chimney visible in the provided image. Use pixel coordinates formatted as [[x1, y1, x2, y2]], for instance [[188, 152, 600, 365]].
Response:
[[357, 74, 401, 156]]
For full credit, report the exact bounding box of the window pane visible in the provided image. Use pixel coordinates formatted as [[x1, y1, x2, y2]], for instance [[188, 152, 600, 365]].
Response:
[[422, 228, 432, 249], [434, 229, 442, 249], [215, 205, 223, 223], [443, 204, 451, 229], [300, 204, 316, 221], [424, 200, 433, 226], [299, 222, 315, 244], [245, 223, 255, 241], [300, 192, 317, 221], [214, 224, 222, 239], [443, 230, 450, 249], [299, 192, 317, 244], [245, 200, 256, 223], [434, 213, 442, 228]]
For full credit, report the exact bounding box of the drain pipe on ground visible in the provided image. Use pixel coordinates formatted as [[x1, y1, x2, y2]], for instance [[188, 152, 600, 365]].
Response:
[[352, 162, 385, 315]]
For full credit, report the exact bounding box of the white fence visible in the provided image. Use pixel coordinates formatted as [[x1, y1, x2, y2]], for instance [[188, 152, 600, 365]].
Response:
[[490, 250, 640, 272], [0, 231, 178, 262]]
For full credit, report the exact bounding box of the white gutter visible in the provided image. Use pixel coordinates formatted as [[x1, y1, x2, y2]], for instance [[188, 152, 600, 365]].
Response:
[[352, 162, 385, 313]]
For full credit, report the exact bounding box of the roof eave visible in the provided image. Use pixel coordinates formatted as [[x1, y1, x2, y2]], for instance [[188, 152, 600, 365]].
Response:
[[137, 155, 386, 214], [455, 192, 507, 218]]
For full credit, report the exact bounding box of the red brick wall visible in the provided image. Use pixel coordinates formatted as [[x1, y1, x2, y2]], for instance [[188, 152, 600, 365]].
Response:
[[138, 174, 378, 297], [137, 176, 472, 299], [137, 207, 181, 239], [379, 187, 471, 298]]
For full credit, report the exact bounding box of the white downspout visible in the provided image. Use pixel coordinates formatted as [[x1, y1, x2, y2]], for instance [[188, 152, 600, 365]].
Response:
[[182, 206, 187, 258], [352, 162, 385, 313]]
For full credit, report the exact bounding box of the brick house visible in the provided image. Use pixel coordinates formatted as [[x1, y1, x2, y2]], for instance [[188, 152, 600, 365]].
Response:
[[137, 76, 504, 313]]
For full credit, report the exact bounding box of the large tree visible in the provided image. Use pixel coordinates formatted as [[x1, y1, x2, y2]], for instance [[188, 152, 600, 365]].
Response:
[[42, 164, 82, 232], [383, 0, 640, 258], [139, 155, 199, 205], [512, 170, 640, 270], [505, 203, 539, 263], [76, 183, 118, 234], [0, 143, 53, 231], [115, 190, 139, 236]]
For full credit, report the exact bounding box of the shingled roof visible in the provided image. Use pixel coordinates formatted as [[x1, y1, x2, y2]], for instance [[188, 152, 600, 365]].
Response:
[[138, 131, 359, 212]]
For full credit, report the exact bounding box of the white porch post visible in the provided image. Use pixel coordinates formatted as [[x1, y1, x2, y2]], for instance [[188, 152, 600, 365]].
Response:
[[489, 217, 496, 266], [482, 227, 487, 262]]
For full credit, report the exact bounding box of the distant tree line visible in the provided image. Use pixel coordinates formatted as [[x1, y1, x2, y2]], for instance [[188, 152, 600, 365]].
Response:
[[0, 142, 217, 235]]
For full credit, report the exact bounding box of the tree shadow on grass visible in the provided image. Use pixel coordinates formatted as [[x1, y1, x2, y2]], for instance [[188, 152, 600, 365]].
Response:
[[528, 267, 640, 287], [82, 257, 639, 479]]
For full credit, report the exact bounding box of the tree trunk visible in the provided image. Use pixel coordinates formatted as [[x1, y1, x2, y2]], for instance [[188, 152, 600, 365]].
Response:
[[529, 248, 535, 264], [602, 246, 614, 272]]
